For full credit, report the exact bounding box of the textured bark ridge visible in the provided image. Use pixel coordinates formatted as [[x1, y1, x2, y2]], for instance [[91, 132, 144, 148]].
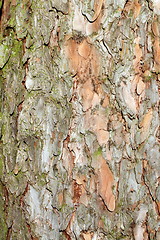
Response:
[[0, 0, 159, 239], [65, 36, 115, 212]]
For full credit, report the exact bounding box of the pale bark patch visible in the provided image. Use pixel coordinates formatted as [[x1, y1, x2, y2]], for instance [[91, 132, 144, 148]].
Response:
[[153, 0, 160, 15]]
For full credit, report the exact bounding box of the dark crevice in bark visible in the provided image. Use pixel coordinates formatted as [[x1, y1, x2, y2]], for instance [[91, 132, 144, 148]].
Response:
[[146, 0, 154, 12], [49, 7, 68, 15], [6, 225, 12, 240], [26, 223, 35, 240], [0, 0, 4, 26], [142, 168, 155, 202], [20, 183, 29, 208], [61, 230, 72, 240], [102, 39, 114, 57], [0, 53, 11, 70], [81, 11, 97, 23]]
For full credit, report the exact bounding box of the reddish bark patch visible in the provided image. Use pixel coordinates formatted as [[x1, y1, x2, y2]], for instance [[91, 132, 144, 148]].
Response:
[[0, 0, 10, 29], [152, 21, 160, 72], [62, 137, 74, 177], [62, 230, 72, 240], [73, 180, 82, 204], [65, 37, 100, 81], [26, 223, 39, 240], [81, 231, 93, 240], [17, 101, 23, 113], [6, 226, 12, 240], [98, 157, 115, 212], [123, 0, 141, 18]]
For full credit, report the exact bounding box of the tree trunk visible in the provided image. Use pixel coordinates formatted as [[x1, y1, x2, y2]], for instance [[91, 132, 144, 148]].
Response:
[[0, 0, 159, 239]]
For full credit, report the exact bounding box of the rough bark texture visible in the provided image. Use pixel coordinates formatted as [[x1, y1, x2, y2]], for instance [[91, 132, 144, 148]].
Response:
[[0, 0, 159, 239]]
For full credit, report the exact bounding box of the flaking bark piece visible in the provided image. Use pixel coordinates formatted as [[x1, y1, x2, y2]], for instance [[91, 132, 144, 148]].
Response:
[[98, 157, 115, 212]]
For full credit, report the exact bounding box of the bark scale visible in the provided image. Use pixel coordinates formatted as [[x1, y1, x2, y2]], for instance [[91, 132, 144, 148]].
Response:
[[0, 0, 159, 239]]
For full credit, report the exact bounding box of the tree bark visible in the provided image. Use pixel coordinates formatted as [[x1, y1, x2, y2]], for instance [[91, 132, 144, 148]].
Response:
[[0, 0, 159, 239]]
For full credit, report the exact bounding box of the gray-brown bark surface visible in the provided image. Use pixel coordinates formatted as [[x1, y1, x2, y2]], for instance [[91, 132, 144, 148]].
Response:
[[0, 0, 159, 239]]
